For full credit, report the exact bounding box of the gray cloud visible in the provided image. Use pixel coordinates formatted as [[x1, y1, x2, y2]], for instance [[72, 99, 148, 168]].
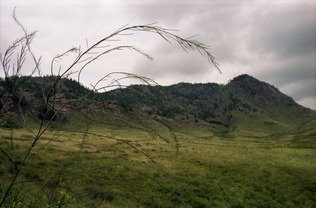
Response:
[[247, 3, 316, 59], [133, 43, 210, 77], [0, 0, 315, 109]]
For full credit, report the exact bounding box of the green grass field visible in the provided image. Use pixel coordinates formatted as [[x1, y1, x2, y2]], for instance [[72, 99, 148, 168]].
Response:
[[1, 116, 315, 207]]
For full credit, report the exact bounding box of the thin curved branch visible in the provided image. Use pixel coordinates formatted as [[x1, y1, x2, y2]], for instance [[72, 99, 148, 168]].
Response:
[[90, 71, 157, 92], [12, 8, 41, 76], [77, 45, 154, 85], [51, 23, 220, 92]]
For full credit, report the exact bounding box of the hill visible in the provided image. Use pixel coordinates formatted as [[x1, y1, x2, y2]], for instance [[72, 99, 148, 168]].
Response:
[[102, 74, 315, 137], [1, 74, 316, 207], [0, 74, 315, 137]]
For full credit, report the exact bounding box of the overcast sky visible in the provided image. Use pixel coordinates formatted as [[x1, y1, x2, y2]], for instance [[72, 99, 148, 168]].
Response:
[[0, 0, 315, 109]]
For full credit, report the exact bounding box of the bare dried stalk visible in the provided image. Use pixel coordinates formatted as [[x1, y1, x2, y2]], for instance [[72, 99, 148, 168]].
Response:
[[49, 23, 220, 93]]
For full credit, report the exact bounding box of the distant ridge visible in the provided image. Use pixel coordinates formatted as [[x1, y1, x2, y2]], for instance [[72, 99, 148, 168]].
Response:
[[103, 74, 315, 136], [0, 74, 315, 136]]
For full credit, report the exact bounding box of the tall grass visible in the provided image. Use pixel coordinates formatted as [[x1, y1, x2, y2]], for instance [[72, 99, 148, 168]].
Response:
[[1, 122, 315, 207]]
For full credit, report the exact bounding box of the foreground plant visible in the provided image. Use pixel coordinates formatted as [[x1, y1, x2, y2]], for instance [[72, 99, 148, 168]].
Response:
[[0, 9, 219, 207]]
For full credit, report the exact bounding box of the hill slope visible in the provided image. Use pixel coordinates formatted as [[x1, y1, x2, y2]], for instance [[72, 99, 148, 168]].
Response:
[[103, 74, 315, 136], [0, 74, 315, 137]]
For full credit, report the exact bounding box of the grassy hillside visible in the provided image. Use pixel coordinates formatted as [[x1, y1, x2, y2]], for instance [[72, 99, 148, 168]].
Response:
[[1, 74, 314, 132], [0, 74, 315, 207], [102, 74, 314, 136], [0, 113, 315, 207]]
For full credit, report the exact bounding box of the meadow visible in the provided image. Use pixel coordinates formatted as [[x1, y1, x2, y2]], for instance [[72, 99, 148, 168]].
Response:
[[1, 115, 315, 208]]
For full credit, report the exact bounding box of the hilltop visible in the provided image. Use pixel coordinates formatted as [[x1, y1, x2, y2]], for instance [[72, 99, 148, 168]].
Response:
[[0, 74, 315, 138], [103, 74, 315, 137]]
